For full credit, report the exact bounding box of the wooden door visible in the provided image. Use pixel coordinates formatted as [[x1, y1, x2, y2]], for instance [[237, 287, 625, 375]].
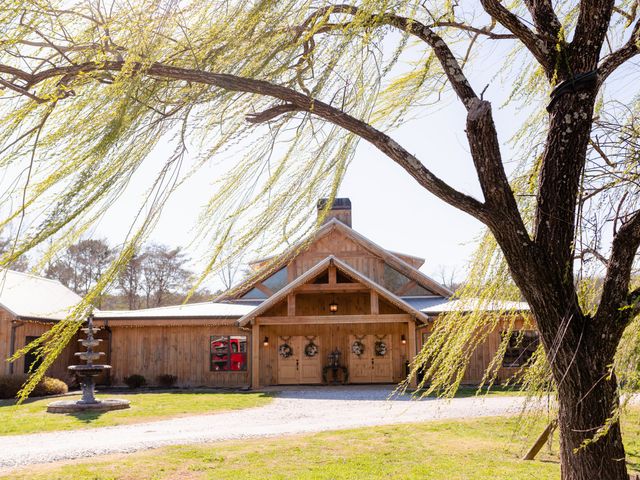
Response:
[[277, 336, 300, 384], [277, 336, 322, 384], [349, 335, 372, 383], [299, 336, 322, 384], [371, 334, 393, 383]]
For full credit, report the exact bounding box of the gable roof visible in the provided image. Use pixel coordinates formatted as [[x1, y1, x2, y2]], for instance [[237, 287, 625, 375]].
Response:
[[0, 270, 83, 321], [219, 218, 452, 301], [236, 255, 431, 326]]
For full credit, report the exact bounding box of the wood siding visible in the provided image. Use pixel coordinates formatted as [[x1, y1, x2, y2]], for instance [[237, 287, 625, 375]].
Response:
[[292, 229, 385, 284], [0, 308, 77, 381], [418, 316, 533, 385], [107, 324, 250, 388]]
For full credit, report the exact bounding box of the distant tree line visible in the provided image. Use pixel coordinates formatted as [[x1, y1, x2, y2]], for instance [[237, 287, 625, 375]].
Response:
[[0, 237, 212, 309]]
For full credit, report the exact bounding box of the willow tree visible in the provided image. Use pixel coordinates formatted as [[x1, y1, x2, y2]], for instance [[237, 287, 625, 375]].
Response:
[[0, 1, 639, 478]]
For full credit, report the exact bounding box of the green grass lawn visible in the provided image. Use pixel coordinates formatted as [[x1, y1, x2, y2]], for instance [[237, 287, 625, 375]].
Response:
[[0, 391, 272, 435], [5, 408, 639, 480]]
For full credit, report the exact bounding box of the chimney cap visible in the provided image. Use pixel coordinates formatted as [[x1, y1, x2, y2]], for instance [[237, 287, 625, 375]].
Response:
[[317, 197, 351, 211]]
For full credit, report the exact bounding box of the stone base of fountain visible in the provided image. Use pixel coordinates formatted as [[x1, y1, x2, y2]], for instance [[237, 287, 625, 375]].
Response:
[[47, 397, 130, 414]]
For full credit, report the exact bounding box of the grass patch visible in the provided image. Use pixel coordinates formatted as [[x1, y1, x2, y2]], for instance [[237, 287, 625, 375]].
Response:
[[5, 407, 639, 480], [0, 391, 272, 435]]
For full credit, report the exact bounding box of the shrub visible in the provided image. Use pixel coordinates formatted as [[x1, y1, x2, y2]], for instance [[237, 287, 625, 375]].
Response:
[[156, 374, 177, 388], [0, 375, 68, 399], [124, 374, 146, 389], [32, 376, 68, 397]]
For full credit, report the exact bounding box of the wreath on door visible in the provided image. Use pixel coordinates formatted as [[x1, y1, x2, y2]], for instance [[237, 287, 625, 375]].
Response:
[[279, 343, 293, 358], [304, 342, 319, 357], [351, 340, 365, 356], [374, 340, 388, 356]]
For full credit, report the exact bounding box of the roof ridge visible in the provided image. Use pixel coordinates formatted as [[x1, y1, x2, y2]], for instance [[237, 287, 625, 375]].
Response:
[[0, 268, 70, 288]]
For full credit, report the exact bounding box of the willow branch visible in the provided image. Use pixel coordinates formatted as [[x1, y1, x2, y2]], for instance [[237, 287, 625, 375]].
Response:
[[0, 60, 489, 221]]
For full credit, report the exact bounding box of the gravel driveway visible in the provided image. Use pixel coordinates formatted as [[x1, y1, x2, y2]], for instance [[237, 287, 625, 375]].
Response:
[[0, 386, 528, 469]]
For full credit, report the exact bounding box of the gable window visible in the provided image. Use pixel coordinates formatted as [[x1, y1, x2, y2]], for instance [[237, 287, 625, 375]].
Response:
[[502, 330, 540, 367], [210, 335, 248, 371], [383, 264, 432, 296], [24, 336, 43, 374], [262, 267, 288, 292]]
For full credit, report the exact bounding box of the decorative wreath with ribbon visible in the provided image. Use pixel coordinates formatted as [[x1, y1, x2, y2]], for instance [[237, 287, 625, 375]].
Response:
[[374, 340, 388, 356], [304, 342, 319, 357], [279, 343, 293, 358], [351, 340, 365, 356]]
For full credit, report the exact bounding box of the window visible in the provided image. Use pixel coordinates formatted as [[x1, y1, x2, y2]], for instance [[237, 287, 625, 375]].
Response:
[[262, 267, 288, 292], [210, 335, 248, 371], [242, 287, 268, 299], [24, 336, 42, 374], [383, 264, 432, 295], [502, 330, 540, 367]]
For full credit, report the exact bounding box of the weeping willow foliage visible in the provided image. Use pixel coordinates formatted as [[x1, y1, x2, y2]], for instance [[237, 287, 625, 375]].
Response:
[[0, 0, 639, 410]]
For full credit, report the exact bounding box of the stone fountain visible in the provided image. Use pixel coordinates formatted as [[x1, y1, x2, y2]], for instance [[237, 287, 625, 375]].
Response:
[[47, 314, 130, 413]]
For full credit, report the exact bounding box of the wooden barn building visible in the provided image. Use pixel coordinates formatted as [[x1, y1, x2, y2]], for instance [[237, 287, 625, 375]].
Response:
[[1, 198, 533, 389]]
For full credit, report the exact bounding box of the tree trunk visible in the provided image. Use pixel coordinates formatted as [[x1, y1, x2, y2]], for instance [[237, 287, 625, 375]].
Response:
[[552, 329, 628, 479]]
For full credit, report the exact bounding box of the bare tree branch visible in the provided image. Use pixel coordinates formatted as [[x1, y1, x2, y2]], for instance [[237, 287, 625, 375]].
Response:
[[480, 0, 554, 74], [598, 15, 640, 85], [596, 209, 640, 330]]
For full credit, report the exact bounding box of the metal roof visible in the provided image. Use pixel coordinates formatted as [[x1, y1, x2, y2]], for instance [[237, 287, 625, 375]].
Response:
[[94, 301, 256, 319], [0, 270, 83, 321], [417, 297, 530, 315]]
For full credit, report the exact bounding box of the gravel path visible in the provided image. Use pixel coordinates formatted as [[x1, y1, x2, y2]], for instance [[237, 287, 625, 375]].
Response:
[[0, 386, 528, 469]]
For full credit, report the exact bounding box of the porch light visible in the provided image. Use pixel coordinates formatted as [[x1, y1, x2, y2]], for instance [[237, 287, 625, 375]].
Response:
[[401, 335, 407, 345], [263, 336, 269, 347], [329, 302, 338, 314]]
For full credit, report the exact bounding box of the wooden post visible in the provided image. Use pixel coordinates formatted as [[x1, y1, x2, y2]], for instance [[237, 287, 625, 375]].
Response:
[[328, 264, 337, 284], [370, 290, 379, 315], [252, 323, 260, 389], [287, 293, 296, 316], [407, 320, 417, 389], [523, 419, 557, 460]]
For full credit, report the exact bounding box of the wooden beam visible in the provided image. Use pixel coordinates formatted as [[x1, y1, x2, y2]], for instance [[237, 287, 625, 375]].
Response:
[[287, 293, 296, 316], [294, 283, 368, 293], [370, 290, 379, 315], [255, 283, 274, 296], [407, 319, 417, 389], [328, 265, 337, 284], [523, 420, 557, 460], [256, 314, 412, 325], [252, 324, 260, 389]]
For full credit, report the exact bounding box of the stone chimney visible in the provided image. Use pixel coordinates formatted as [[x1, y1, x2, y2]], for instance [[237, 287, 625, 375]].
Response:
[[317, 198, 352, 227]]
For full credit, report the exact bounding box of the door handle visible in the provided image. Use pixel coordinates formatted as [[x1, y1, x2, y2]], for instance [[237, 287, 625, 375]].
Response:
[[371, 358, 374, 367], [296, 359, 299, 370]]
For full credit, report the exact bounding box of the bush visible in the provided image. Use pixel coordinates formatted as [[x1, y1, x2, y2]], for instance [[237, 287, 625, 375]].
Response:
[[156, 374, 177, 388], [0, 375, 68, 399], [124, 374, 146, 389]]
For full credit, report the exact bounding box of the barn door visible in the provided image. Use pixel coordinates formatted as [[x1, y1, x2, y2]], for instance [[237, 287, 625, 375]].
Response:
[[349, 334, 394, 383], [371, 334, 393, 383], [349, 335, 372, 383], [277, 336, 322, 384], [277, 336, 300, 384], [299, 336, 322, 384]]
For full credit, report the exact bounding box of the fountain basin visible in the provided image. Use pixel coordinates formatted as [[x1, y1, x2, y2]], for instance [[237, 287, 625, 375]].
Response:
[[68, 364, 110, 375], [47, 397, 130, 414]]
